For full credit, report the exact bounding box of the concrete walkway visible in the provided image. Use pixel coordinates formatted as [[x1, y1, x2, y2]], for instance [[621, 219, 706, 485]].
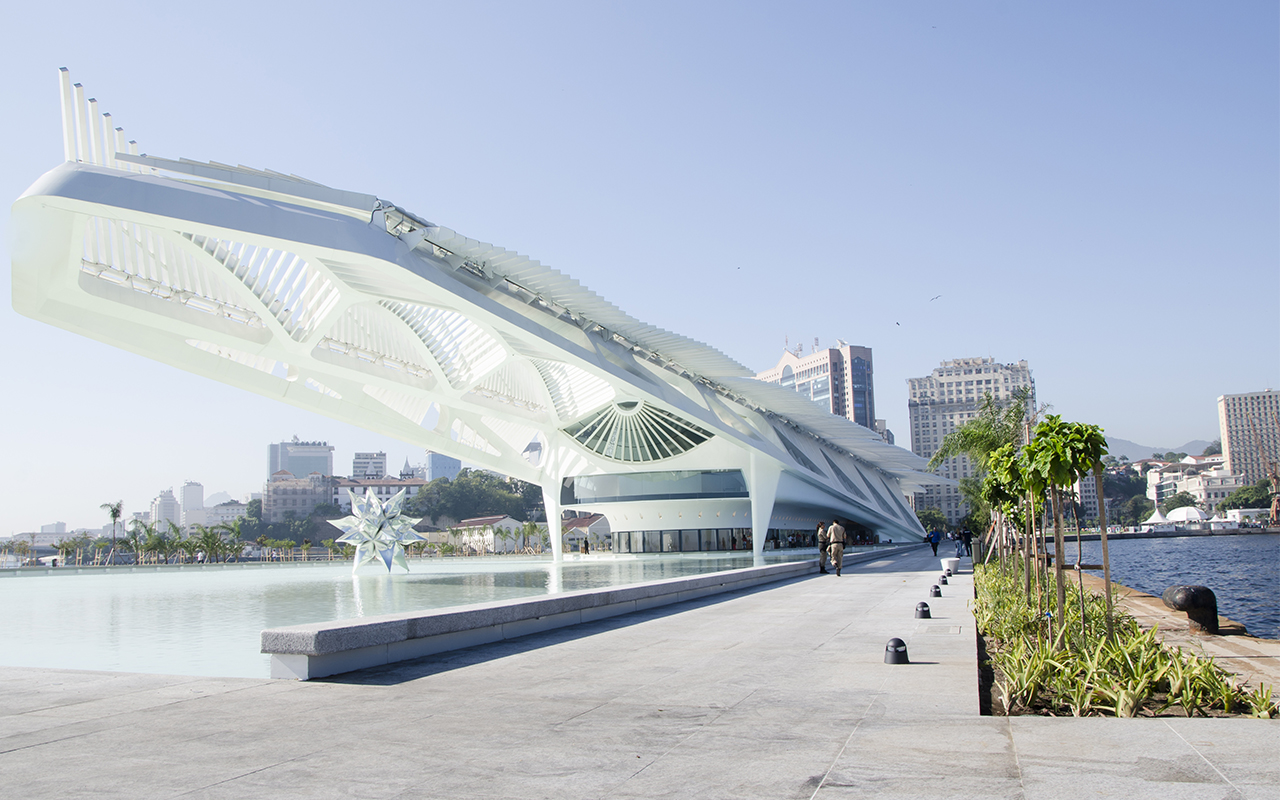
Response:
[[1, 547, 1276, 799]]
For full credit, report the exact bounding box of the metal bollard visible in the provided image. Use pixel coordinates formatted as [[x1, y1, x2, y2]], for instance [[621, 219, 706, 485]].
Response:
[[884, 637, 909, 664]]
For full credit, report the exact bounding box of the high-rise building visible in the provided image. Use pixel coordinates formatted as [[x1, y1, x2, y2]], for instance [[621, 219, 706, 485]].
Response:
[[150, 489, 181, 531], [425, 450, 461, 482], [268, 438, 334, 479], [1217, 390, 1280, 485], [352, 451, 388, 479], [180, 481, 205, 529], [907, 358, 1036, 526], [756, 341, 877, 430]]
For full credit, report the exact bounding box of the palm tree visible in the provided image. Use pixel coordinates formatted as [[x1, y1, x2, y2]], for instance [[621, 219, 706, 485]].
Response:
[[122, 519, 151, 565], [928, 386, 1039, 473], [100, 500, 123, 565], [215, 519, 246, 562]]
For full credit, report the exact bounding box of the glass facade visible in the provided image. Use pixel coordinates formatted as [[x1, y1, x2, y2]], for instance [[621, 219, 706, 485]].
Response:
[[561, 470, 748, 505], [612, 527, 753, 554], [607, 525, 879, 554]]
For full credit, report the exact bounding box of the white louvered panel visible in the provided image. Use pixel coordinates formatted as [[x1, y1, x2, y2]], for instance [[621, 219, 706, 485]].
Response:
[[185, 339, 287, 379], [322, 305, 434, 377], [480, 417, 540, 454], [362, 385, 438, 427], [471, 362, 546, 411], [450, 418, 500, 456], [380, 301, 506, 389], [80, 218, 264, 327], [530, 359, 615, 421], [185, 234, 341, 342]]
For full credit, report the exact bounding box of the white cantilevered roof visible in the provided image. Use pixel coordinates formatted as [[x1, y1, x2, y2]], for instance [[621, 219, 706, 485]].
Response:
[[86, 82, 935, 488]]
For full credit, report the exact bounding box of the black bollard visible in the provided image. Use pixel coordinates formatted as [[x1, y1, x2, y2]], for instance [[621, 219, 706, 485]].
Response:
[[945, 568, 953, 577], [1161, 585, 1219, 635], [915, 602, 931, 619], [939, 575, 948, 585], [884, 637, 909, 664], [930, 585, 942, 597]]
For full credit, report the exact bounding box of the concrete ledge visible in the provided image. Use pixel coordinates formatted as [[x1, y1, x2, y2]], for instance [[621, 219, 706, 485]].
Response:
[[262, 559, 820, 680]]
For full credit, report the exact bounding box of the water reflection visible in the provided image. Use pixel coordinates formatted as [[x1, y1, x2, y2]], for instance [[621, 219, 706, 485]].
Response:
[[0, 552, 813, 678]]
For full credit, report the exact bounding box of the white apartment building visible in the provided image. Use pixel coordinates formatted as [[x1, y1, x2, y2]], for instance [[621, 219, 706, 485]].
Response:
[[205, 500, 249, 527], [1218, 390, 1279, 485], [180, 481, 205, 529], [1145, 455, 1246, 512], [150, 489, 181, 531], [1070, 474, 1101, 520], [352, 451, 388, 479], [907, 358, 1036, 526], [757, 342, 879, 432]]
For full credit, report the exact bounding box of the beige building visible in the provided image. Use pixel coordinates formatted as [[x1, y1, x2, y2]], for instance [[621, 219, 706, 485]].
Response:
[[907, 358, 1036, 526], [756, 341, 879, 432], [1218, 390, 1279, 485], [263, 471, 333, 524]]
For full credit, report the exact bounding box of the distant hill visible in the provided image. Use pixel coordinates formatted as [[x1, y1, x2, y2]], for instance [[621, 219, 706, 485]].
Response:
[[1105, 437, 1214, 462]]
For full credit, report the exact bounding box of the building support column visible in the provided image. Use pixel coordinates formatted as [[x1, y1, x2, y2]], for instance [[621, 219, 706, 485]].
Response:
[[542, 481, 563, 562], [748, 453, 782, 565]]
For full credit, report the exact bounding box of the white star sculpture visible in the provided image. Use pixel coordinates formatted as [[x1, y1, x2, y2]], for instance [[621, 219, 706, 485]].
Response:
[[333, 488, 425, 573]]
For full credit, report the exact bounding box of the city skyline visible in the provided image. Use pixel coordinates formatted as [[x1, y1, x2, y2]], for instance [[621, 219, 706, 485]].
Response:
[[2, 3, 1275, 533]]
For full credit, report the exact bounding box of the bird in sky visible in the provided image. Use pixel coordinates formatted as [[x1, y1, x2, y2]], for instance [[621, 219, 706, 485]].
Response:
[[930, 294, 942, 301]]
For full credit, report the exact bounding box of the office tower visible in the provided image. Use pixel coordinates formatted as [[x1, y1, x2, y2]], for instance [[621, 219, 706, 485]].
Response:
[[757, 341, 876, 429], [268, 437, 334, 478], [425, 450, 461, 482]]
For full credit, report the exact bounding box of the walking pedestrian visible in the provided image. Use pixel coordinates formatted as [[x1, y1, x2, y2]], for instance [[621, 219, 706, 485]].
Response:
[[817, 522, 830, 574], [827, 519, 846, 576], [928, 530, 940, 556]]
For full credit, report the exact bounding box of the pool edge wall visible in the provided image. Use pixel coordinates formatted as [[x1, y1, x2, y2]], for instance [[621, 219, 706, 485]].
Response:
[[263, 555, 897, 680]]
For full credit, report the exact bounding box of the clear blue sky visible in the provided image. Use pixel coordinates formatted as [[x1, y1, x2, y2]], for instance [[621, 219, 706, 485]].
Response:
[[1, 1, 1276, 534]]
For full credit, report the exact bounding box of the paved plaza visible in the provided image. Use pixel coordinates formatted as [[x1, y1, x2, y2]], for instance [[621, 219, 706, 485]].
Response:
[[1, 547, 1276, 799]]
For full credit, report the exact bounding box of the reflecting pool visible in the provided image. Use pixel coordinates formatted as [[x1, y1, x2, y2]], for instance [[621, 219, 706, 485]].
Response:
[[0, 551, 821, 678]]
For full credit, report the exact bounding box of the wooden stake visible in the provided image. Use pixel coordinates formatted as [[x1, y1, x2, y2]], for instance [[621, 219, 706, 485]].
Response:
[[1094, 465, 1115, 641]]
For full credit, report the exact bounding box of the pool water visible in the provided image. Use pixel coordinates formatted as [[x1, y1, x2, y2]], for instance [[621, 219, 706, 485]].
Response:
[[0, 552, 814, 678]]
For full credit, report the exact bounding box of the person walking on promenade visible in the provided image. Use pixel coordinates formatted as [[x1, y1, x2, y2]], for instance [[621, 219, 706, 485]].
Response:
[[962, 529, 972, 557], [828, 519, 847, 576], [928, 530, 940, 556], [817, 522, 830, 574]]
